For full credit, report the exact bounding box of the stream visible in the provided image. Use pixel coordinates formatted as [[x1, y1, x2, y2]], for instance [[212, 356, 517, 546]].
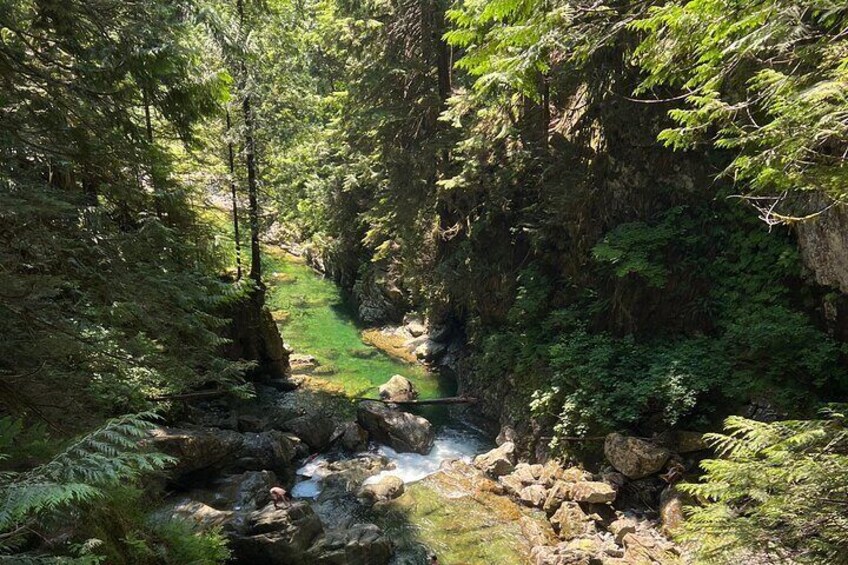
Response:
[[264, 249, 550, 563]]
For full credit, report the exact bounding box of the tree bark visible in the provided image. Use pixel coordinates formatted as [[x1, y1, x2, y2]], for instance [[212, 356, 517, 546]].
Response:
[[237, 0, 262, 287], [226, 109, 243, 280]]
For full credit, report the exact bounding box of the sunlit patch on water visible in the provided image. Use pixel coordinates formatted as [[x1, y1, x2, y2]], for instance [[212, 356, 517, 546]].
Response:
[[291, 426, 489, 500], [363, 426, 486, 486]]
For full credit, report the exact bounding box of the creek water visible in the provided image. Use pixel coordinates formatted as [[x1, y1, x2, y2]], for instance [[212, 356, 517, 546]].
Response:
[[264, 249, 545, 563]]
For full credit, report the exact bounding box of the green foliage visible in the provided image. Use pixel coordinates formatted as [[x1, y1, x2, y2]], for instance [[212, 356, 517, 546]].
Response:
[[632, 0, 848, 212], [680, 412, 848, 563], [0, 414, 170, 554]]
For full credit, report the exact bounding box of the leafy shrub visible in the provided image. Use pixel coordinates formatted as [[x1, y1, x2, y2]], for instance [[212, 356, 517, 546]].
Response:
[[680, 412, 848, 564]]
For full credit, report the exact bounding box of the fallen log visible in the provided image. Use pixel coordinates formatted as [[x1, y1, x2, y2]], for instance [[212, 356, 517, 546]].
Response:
[[352, 396, 478, 406], [147, 390, 229, 402]]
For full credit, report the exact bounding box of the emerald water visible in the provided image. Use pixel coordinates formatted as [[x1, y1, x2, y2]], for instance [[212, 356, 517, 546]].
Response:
[[264, 248, 451, 401]]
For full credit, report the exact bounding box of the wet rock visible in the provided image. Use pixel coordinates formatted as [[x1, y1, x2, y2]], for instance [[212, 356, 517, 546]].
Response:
[[549, 502, 596, 541], [148, 427, 295, 479], [307, 523, 393, 564], [188, 470, 277, 512], [518, 484, 549, 508], [340, 422, 369, 452], [473, 441, 516, 477], [569, 481, 617, 504], [604, 433, 671, 479], [356, 400, 434, 454], [357, 475, 405, 505], [378, 374, 418, 402], [230, 502, 324, 564], [280, 414, 335, 452]]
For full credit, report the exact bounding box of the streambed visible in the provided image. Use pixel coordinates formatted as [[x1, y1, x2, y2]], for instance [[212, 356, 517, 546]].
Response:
[[264, 249, 546, 563]]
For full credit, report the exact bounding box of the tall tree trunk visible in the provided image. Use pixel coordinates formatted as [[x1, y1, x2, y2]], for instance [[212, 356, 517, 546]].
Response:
[[143, 87, 164, 220], [226, 110, 243, 280], [237, 0, 262, 287]]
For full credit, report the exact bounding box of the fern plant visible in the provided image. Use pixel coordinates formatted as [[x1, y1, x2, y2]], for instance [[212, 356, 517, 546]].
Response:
[[0, 413, 173, 557], [680, 412, 848, 564]]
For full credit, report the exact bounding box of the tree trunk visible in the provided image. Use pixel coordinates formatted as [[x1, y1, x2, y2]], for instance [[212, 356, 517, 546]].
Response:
[[237, 0, 262, 287], [226, 109, 243, 280]]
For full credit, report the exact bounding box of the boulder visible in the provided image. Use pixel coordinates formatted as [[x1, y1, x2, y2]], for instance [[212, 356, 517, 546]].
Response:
[[148, 427, 295, 479], [341, 422, 369, 452], [357, 476, 405, 505], [621, 532, 680, 564], [167, 500, 235, 531], [230, 502, 324, 564], [473, 441, 516, 477], [307, 523, 393, 564], [604, 433, 671, 479], [518, 484, 548, 508], [568, 481, 617, 504], [148, 426, 243, 477], [549, 502, 595, 541], [413, 339, 447, 362], [237, 414, 267, 433], [608, 517, 637, 545], [513, 463, 545, 485], [356, 401, 434, 454], [499, 473, 524, 497], [280, 414, 336, 452], [186, 470, 277, 512], [404, 317, 427, 338], [543, 480, 572, 515], [378, 374, 418, 402]]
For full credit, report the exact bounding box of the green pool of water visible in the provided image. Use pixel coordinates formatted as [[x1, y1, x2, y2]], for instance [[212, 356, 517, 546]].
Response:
[[263, 249, 451, 401]]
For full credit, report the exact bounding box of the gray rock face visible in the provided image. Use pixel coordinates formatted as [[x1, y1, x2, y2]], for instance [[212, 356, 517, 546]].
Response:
[[604, 433, 671, 479], [340, 422, 369, 452], [796, 199, 848, 293], [473, 441, 516, 477], [280, 414, 335, 452], [357, 475, 405, 504], [148, 427, 296, 479], [378, 374, 418, 402], [230, 502, 325, 564], [356, 401, 434, 454], [307, 523, 393, 565]]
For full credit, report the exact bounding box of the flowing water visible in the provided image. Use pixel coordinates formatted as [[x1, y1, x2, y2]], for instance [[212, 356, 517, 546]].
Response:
[[264, 248, 547, 563]]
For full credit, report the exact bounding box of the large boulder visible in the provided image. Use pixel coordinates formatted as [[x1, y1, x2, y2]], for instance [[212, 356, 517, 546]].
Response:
[[356, 401, 434, 454], [549, 502, 596, 541], [568, 481, 617, 504], [307, 523, 393, 565], [230, 502, 324, 564], [148, 427, 296, 479], [340, 422, 369, 452], [604, 433, 671, 479], [378, 374, 418, 402], [280, 414, 335, 452], [357, 476, 405, 505], [473, 441, 516, 477]]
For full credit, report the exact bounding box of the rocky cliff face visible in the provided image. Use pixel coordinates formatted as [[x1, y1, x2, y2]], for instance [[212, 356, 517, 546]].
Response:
[[796, 203, 848, 294]]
